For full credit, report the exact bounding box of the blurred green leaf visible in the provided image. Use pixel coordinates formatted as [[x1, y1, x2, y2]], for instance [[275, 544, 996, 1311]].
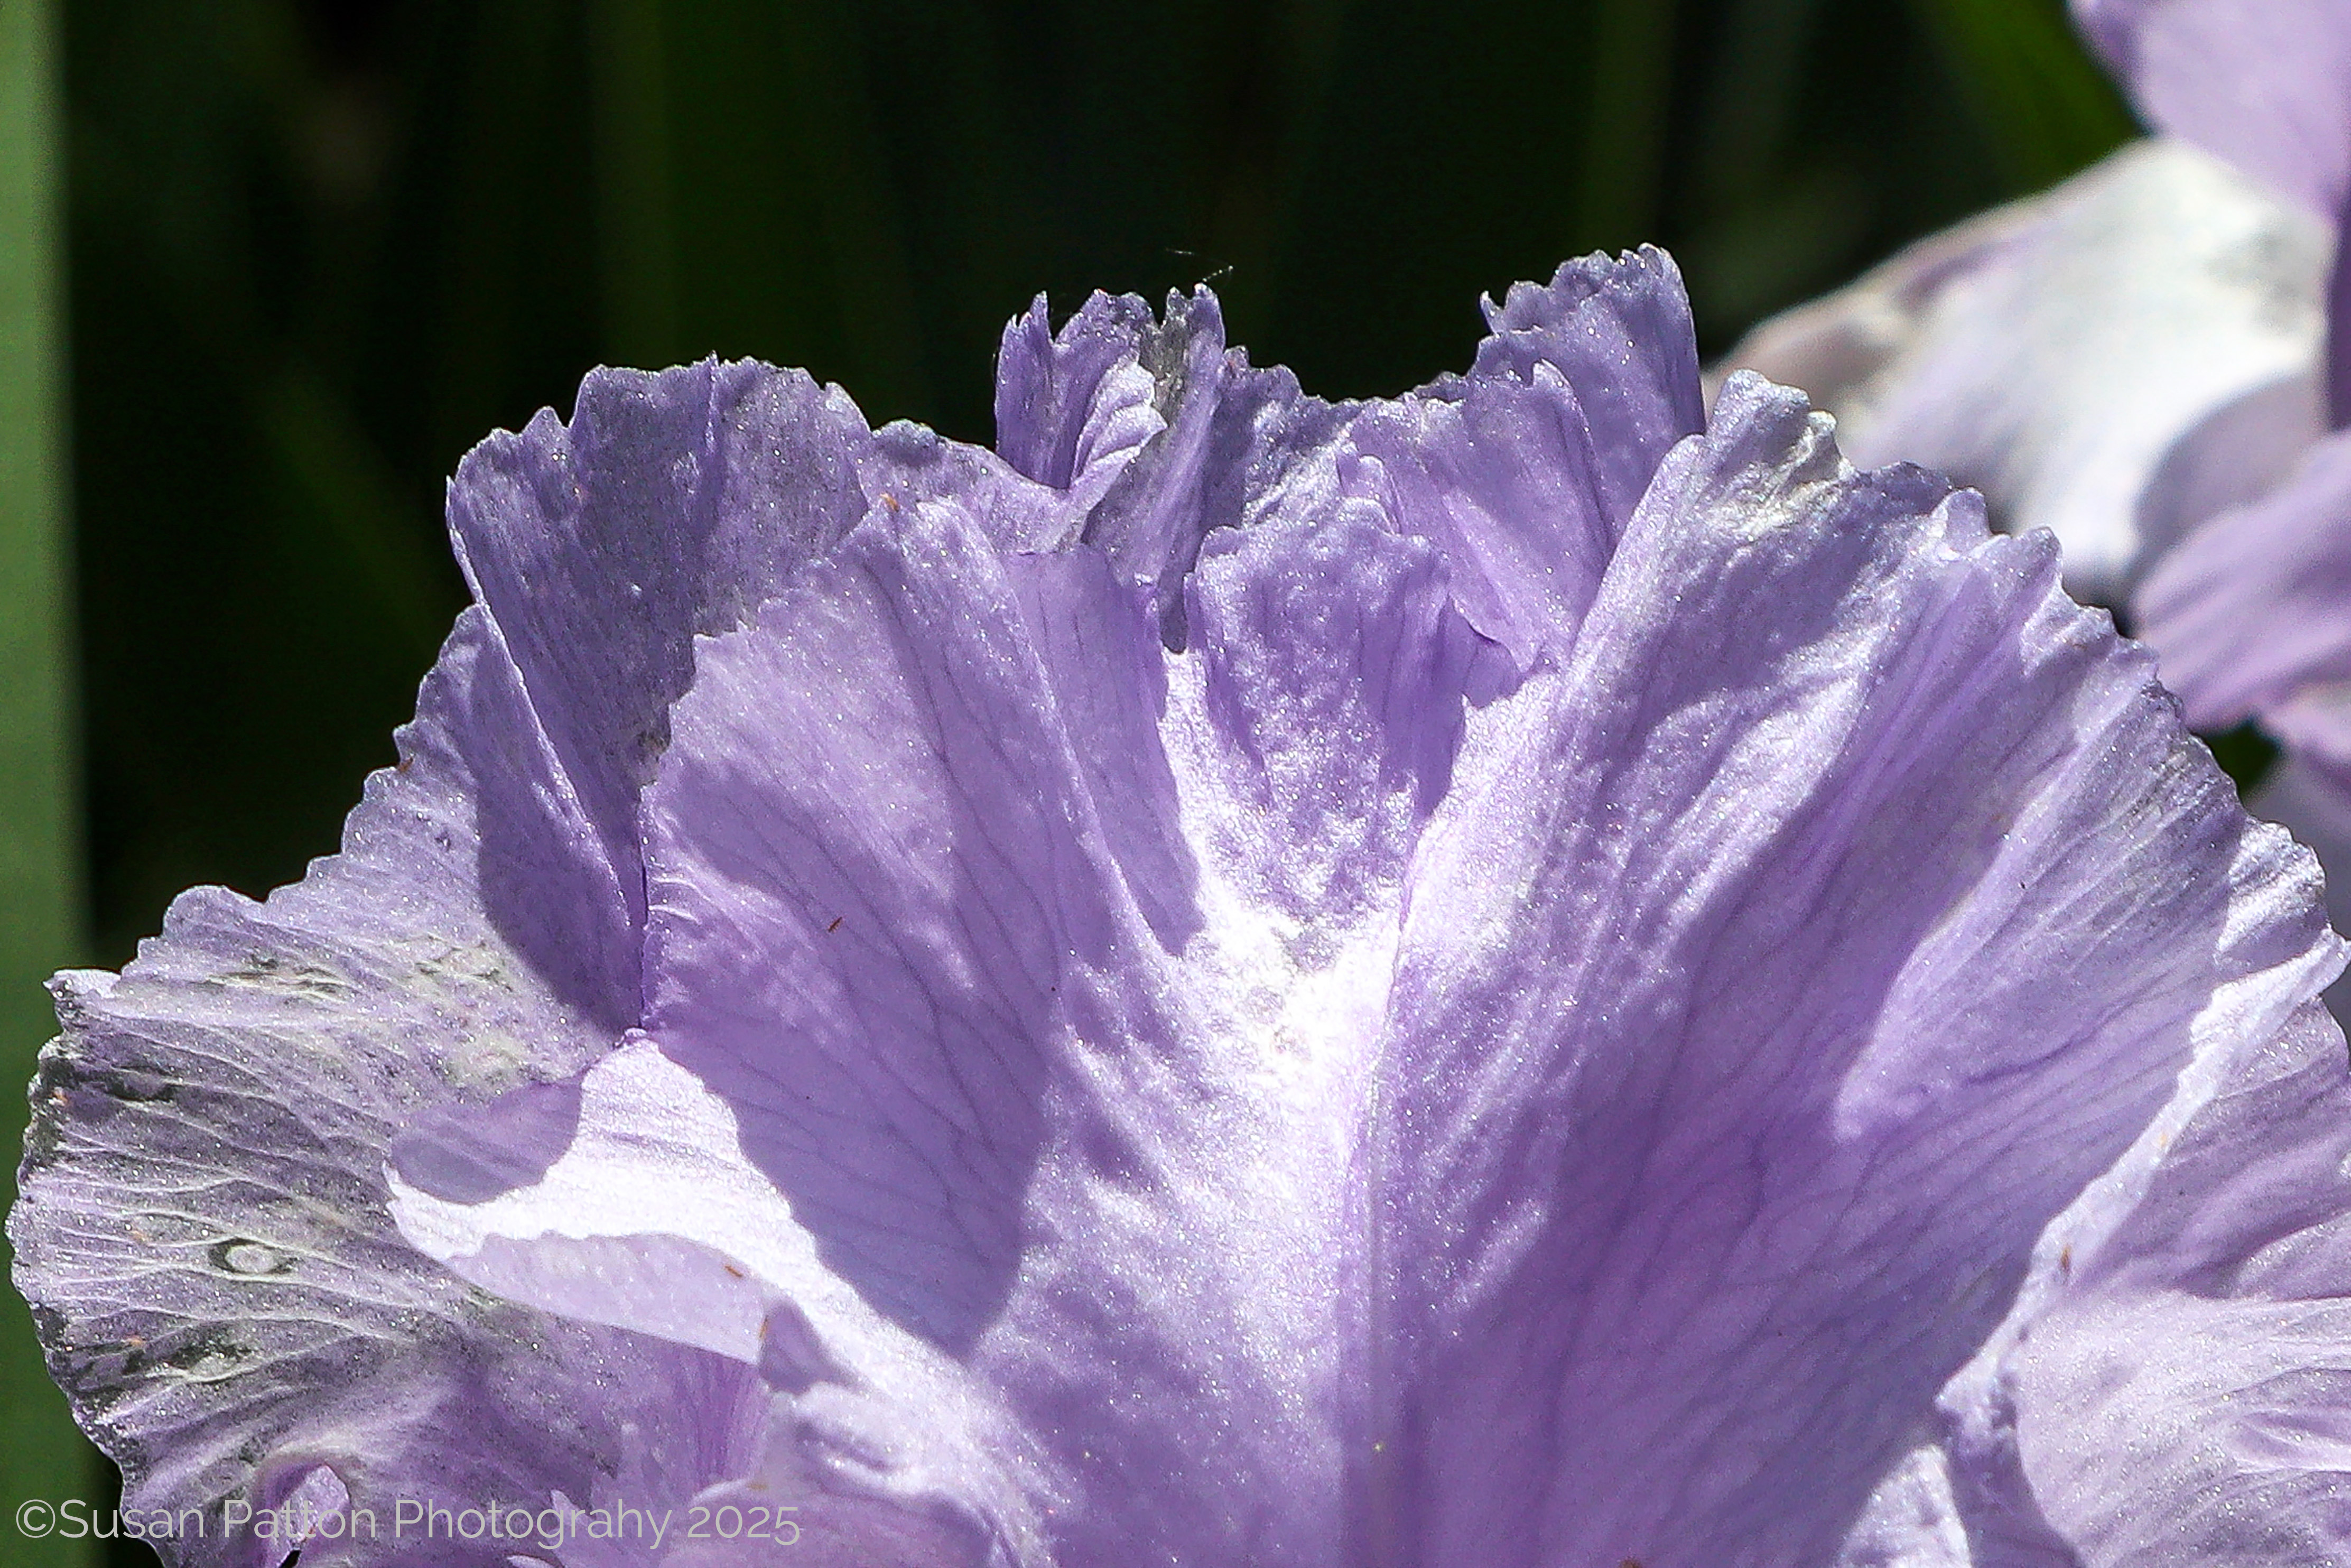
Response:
[[589, 0, 679, 367], [589, 0, 927, 416], [1680, 0, 1873, 333], [259, 362, 450, 668], [1573, 0, 1682, 252], [1908, 0, 2136, 189], [428, 0, 570, 459], [1693, 0, 1828, 211], [1683, 162, 1873, 328], [0, 0, 100, 1558]]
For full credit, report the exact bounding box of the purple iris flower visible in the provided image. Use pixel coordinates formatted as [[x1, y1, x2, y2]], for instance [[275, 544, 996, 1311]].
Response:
[[16, 252, 2351, 1567]]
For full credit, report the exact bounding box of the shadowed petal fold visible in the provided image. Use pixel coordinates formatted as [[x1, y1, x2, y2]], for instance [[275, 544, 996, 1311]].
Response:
[[992, 292, 1166, 513], [443, 363, 876, 1012]]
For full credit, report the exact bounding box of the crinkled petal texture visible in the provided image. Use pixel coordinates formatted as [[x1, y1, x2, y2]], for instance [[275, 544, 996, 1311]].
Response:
[[2075, 0, 2351, 218], [2250, 759, 2351, 1023], [1725, 137, 2328, 602], [20, 252, 2351, 1568]]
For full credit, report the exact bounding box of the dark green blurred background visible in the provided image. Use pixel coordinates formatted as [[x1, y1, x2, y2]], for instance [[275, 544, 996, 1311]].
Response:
[[10, 0, 2139, 1560]]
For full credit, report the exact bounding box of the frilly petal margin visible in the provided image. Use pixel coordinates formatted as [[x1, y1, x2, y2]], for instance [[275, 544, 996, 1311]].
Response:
[[2134, 429, 2351, 1028], [9, 608, 763, 1568], [394, 369, 2342, 1566], [992, 292, 1167, 514], [1367, 376, 2338, 1568], [2249, 758, 2351, 1024], [1724, 137, 2328, 602]]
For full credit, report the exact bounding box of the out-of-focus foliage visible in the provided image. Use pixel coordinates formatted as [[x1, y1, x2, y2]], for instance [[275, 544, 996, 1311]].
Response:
[[2, 1, 93, 1561], [1910, 0, 2138, 187]]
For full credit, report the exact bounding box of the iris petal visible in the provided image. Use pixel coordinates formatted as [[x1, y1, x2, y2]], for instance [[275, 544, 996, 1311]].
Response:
[[19, 252, 2347, 1568], [11, 610, 749, 1552]]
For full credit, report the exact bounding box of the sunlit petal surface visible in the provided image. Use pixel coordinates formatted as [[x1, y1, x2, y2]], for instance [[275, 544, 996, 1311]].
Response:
[[17, 253, 2348, 1567]]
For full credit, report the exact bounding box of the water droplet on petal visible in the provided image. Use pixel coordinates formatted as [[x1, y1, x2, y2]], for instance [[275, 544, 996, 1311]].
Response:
[[220, 1241, 284, 1276]]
